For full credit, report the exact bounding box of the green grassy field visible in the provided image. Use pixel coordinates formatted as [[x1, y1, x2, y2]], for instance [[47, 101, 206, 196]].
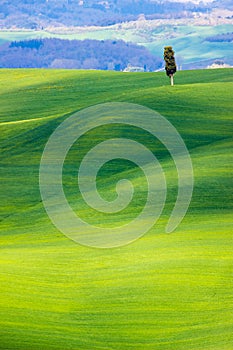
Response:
[[0, 68, 233, 349]]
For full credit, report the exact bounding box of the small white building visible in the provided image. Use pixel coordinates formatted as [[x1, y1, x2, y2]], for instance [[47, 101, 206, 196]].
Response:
[[123, 64, 145, 72]]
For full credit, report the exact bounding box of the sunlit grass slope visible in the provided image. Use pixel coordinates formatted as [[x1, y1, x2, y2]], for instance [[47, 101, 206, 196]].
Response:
[[0, 69, 233, 350]]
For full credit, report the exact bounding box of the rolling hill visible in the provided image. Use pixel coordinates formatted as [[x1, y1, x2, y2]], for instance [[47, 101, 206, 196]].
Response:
[[0, 68, 233, 349], [0, 22, 232, 70]]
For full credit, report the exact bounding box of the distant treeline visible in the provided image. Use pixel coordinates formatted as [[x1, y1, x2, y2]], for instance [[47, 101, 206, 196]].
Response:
[[0, 0, 213, 28], [206, 32, 233, 42], [0, 38, 162, 71]]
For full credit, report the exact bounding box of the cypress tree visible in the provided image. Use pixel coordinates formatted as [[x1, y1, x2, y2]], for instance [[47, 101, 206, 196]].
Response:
[[164, 46, 177, 86]]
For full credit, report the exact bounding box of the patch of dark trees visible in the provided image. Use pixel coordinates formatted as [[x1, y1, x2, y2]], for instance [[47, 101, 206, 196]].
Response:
[[0, 38, 163, 71], [205, 32, 233, 43]]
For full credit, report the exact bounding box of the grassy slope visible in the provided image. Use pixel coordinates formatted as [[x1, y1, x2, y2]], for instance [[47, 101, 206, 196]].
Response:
[[0, 69, 233, 350]]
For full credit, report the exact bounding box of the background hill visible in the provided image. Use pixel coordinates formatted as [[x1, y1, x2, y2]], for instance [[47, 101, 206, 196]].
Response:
[[1, 0, 233, 28], [0, 38, 162, 70], [0, 0, 226, 28], [0, 0, 232, 70], [0, 68, 232, 349], [0, 24, 232, 70]]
